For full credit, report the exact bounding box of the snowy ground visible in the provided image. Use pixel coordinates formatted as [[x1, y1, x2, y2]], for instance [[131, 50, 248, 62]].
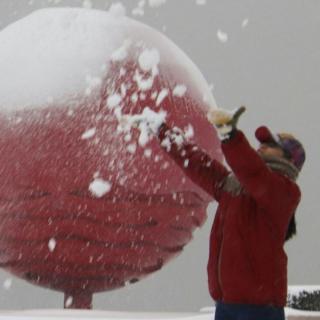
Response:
[[0, 309, 319, 320], [0, 310, 210, 320], [0, 287, 320, 319]]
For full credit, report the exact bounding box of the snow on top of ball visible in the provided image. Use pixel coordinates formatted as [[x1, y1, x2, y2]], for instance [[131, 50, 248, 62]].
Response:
[[0, 7, 217, 112], [0, 8, 127, 110]]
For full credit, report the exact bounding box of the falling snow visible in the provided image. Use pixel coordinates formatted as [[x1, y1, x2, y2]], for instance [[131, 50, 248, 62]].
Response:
[[173, 84, 187, 97], [156, 89, 169, 106], [120, 107, 166, 147], [131, 93, 139, 104], [107, 93, 122, 109], [138, 48, 160, 72], [132, 7, 144, 16], [184, 124, 194, 139], [89, 178, 112, 198], [134, 71, 155, 91], [144, 149, 152, 158], [109, 3, 126, 17], [3, 278, 12, 290], [48, 238, 57, 252], [242, 18, 249, 28], [111, 40, 131, 61], [217, 29, 228, 43], [81, 128, 96, 139], [64, 296, 73, 308], [148, 0, 167, 8], [195, 0, 207, 5], [127, 143, 137, 154]]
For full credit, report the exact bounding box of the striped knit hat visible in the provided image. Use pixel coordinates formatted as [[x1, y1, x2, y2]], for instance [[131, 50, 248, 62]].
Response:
[[255, 126, 306, 171]]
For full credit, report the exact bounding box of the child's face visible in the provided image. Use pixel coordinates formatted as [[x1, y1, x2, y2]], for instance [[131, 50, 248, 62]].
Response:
[[257, 143, 285, 159]]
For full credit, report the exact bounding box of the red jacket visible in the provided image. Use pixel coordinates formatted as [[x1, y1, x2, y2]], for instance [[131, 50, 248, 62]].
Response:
[[158, 125, 301, 307]]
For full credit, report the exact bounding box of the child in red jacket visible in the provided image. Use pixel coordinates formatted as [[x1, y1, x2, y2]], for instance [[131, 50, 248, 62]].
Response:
[[124, 106, 305, 320]]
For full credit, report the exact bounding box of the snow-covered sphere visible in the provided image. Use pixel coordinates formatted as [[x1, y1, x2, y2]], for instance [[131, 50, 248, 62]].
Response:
[[0, 8, 221, 308]]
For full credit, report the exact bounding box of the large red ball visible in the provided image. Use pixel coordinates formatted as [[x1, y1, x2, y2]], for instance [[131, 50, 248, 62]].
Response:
[[0, 8, 221, 308]]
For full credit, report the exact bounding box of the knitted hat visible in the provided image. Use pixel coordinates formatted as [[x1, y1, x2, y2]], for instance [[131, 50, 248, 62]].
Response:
[[255, 126, 306, 171]]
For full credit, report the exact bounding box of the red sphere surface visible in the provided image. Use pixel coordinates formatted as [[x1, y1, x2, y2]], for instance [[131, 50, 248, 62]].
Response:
[[0, 8, 221, 308]]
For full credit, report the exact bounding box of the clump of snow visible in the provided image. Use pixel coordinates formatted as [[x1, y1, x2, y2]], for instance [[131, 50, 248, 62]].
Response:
[[138, 48, 160, 72], [124, 133, 132, 142], [160, 127, 185, 152], [132, 7, 144, 16], [137, 109, 166, 146], [151, 91, 158, 100], [126, 143, 137, 154], [144, 148, 152, 158], [132, 0, 145, 16], [173, 84, 187, 97], [195, 0, 207, 5], [3, 278, 12, 290], [113, 106, 123, 123], [184, 124, 194, 138], [217, 29, 228, 43], [159, 124, 194, 153], [131, 93, 139, 104], [121, 84, 127, 97], [107, 93, 122, 109], [81, 128, 96, 139], [133, 71, 155, 91], [64, 295, 73, 308], [48, 238, 57, 252], [241, 18, 249, 28], [148, 0, 167, 8], [111, 40, 131, 61], [109, 2, 126, 17], [120, 107, 166, 147], [133, 48, 160, 92], [89, 178, 112, 197], [156, 89, 169, 106]]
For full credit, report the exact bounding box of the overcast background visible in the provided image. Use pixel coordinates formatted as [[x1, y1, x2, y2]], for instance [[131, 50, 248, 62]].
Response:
[[0, 0, 319, 312]]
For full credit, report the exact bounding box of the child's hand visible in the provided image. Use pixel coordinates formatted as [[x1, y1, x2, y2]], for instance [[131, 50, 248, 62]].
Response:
[[207, 106, 246, 140]]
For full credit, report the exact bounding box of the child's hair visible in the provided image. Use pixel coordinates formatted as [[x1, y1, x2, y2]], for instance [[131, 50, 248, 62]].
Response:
[[285, 214, 297, 241]]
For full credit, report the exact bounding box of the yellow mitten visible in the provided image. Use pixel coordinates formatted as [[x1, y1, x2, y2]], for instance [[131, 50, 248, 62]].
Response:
[[207, 106, 246, 140]]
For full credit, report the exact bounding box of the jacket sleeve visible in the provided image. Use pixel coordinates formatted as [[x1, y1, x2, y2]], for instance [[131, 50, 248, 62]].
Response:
[[158, 123, 229, 201], [221, 130, 301, 214]]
